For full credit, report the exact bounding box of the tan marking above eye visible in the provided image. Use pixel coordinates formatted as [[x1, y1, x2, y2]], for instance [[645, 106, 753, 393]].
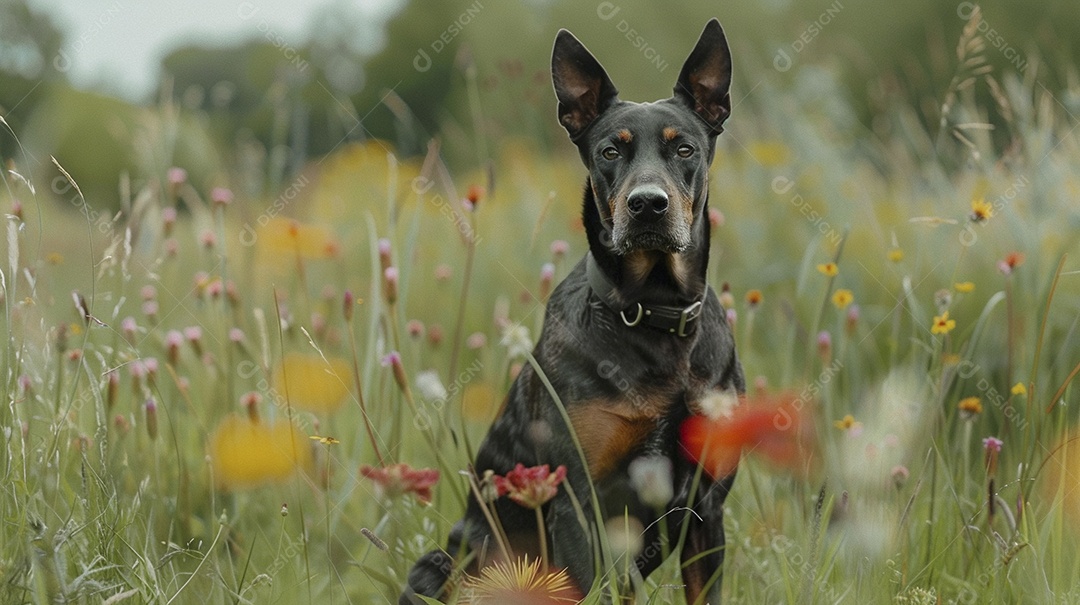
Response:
[[617, 129, 633, 142], [662, 127, 679, 141]]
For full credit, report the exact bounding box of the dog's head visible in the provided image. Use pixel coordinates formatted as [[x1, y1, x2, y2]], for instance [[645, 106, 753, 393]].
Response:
[[552, 20, 732, 255]]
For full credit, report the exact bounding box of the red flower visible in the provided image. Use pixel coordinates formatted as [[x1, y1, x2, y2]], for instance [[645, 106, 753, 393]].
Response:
[[494, 464, 567, 509], [680, 391, 814, 480], [359, 463, 439, 504], [998, 251, 1025, 275]]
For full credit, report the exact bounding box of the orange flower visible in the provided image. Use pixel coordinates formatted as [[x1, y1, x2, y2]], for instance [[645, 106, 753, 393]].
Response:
[[680, 391, 813, 480], [958, 396, 983, 419], [359, 463, 439, 504], [745, 289, 763, 307], [998, 251, 1025, 274]]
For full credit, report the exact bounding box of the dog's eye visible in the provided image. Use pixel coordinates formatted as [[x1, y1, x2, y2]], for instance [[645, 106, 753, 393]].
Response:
[[677, 144, 695, 158], [601, 147, 620, 161]]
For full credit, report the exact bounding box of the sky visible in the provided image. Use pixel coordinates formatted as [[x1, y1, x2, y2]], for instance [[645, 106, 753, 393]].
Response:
[[27, 0, 399, 100]]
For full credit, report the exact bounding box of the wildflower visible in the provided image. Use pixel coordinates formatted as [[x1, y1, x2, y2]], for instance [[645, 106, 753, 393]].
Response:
[[142, 300, 159, 320], [745, 289, 763, 307], [465, 184, 483, 209], [887, 248, 904, 263], [415, 370, 448, 402], [241, 391, 261, 422], [383, 267, 399, 305], [18, 374, 32, 394], [113, 414, 130, 435], [121, 316, 138, 341], [942, 353, 961, 366], [11, 198, 23, 221], [934, 289, 953, 313], [459, 556, 582, 604], [718, 282, 734, 308], [969, 198, 993, 223], [228, 328, 245, 343], [184, 326, 203, 356], [211, 187, 234, 206], [46, 252, 63, 265], [931, 311, 956, 335], [726, 308, 737, 328], [539, 263, 556, 300], [845, 304, 860, 334], [983, 436, 1003, 475], [834, 414, 861, 432], [817, 262, 839, 277], [162, 207, 177, 236], [831, 289, 853, 309], [167, 167, 187, 188], [359, 463, 439, 504], [427, 324, 444, 347], [466, 332, 487, 349], [140, 285, 157, 301], [377, 238, 393, 272], [145, 398, 158, 440], [817, 330, 832, 362], [210, 415, 313, 488], [501, 324, 534, 360], [310, 435, 340, 445], [954, 281, 975, 293], [708, 207, 725, 228], [550, 240, 569, 260], [891, 465, 910, 489], [343, 290, 356, 322], [280, 503, 289, 517], [434, 264, 452, 281], [273, 353, 351, 413], [105, 371, 119, 409], [628, 456, 673, 509], [958, 396, 983, 420], [681, 391, 811, 479], [258, 218, 340, 260], [1011, 382, 1027, 396], [206, 279, 223, 299], [494, 464, 567, 509], [406, 319, 425, 339], [164, 330, 183, 364], [998, 252, 1025, 275]]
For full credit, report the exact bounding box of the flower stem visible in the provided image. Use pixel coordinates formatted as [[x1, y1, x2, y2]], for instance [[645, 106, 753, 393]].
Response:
[[535, 506, 548, 570]]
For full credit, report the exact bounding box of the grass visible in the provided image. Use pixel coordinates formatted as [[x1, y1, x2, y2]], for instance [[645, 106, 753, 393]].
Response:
[[3, 17, 1080, 605]]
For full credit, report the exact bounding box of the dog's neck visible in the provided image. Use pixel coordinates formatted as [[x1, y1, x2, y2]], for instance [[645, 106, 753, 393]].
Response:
[[582, 180, 710, 306]]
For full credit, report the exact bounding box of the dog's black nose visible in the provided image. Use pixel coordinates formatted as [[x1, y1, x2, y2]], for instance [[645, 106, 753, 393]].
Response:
[[626, 185, 669, 223]]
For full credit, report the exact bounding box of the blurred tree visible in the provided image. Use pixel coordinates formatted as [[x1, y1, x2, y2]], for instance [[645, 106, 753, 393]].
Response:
[[0, 0, 67, 153]]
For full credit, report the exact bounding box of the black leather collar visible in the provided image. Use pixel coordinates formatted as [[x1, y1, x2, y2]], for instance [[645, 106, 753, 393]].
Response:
[[586, 252, 704, 337]]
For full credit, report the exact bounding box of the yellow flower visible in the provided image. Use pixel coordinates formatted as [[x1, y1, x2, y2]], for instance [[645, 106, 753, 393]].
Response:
[[210, 415, 313, 489], [970, 198, 993, 222], [46, 252, 64, 265], [887, 248, 904, 263], [273, 353, 352, 413], [954, 282, 975, 293], [745, 289, 763, 307], [942, 353, 961, 366], [834, 414, 862, 431], [817, 262, 839, 277], [310, 435, 340, 445], [831, 289, 854, 309], [460, 556, 582, 604], [958, 396, 983, 417], [931, 311, 956, 335], [1011, 382, 1027, 396]]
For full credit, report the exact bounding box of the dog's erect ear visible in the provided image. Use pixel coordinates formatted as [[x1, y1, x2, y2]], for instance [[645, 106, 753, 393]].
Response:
[[552, 29, 619, 141], [674, 19, 732, 134]]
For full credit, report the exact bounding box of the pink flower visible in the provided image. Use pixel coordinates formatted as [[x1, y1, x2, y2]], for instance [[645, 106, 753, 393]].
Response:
[[708, 207, 725, 228], [360, 463, 439, 504], [983, 436, 1003, 452], [494, 463, 568, 509], [550, 239, 570, 260], [167, 167, 187, 186], [211, 187, 234, 206]]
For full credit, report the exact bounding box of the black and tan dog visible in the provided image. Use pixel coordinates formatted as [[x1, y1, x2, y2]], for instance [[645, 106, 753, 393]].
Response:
[[403, 19, 744, 605]]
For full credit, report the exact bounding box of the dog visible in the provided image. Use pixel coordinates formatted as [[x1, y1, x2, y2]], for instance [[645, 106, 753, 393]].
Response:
[[402, 19, 744, 605]]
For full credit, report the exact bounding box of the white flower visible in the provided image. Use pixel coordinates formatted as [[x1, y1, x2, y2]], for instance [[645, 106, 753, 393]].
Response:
[[500, 323, 534, 360], [414, 370, 448, 402], [628, 456, 673, 509]]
